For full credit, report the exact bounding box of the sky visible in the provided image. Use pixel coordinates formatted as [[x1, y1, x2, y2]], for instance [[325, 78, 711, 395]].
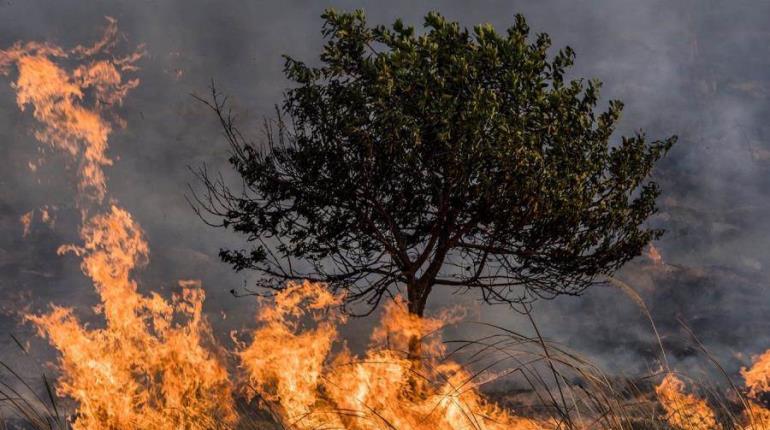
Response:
[[1, 0, 770, 382]]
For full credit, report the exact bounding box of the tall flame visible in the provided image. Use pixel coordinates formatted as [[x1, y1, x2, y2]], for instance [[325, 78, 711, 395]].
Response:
[[3, 19, 235, 429], [20, 210, 33, 237], [0, 17, 140, 206], [27, 207, 235, 429]]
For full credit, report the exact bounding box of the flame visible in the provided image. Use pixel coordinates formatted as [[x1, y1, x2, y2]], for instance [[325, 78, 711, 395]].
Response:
[[28, 207, 235, 429], [0, 17, 141, 206], [238, 281, 345, 427], [239, 282, 552, 430], [647, 243, 663, 265], [742, 402, 770, 430], [743, 349, 770, 398], [19, 206, 57, 238], [20, 210, 33, 237], [2, 16, 570, 430], [655, 373, 719, 430], [8, 15, 742, 430], [40, 205, 55, 228], [739, 350, 770, 430], [4, 19, 234, 429]]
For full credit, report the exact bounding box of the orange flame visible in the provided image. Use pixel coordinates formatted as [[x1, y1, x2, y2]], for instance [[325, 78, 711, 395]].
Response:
[[743, 350, 770, 399], [19, 210, 33, 237], [0, 17, 141, 206], [742, 402, 770, 430], [3, 16, 585, 430], [40, 205, 55, 228], [19, 206, 57, 237], [655, 373, 719, 430], [739, 350, 770, 429], [239, 282, 552, 430], [28, 207, 235, 429], [4, 19, 234, 429], [647, 243, 663, 265]]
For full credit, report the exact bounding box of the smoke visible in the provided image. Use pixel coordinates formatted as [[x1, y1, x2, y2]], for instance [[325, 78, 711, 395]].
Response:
[[1, 0, 769, 379]]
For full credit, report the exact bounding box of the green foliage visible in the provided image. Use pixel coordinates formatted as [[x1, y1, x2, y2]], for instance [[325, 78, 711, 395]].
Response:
[[194, 9, 675, 315]]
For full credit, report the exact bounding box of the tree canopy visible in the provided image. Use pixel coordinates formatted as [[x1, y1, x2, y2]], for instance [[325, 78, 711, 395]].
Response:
[[193, 9, 675, 317]]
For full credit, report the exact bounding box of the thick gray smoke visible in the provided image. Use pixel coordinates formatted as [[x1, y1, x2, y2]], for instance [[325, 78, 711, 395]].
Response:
[[0, 0, 768, 379]]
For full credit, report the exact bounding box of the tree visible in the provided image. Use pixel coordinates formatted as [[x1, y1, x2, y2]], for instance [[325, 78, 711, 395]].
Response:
[[193, 9, 675, 322]]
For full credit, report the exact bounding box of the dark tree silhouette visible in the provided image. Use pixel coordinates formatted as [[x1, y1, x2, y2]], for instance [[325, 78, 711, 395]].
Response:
[[192, 9, 675, 321]]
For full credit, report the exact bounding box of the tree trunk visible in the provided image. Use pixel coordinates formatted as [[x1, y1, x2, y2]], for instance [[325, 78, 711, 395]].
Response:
[[405, 282, 429, 362], [404, 282, 429, 397]]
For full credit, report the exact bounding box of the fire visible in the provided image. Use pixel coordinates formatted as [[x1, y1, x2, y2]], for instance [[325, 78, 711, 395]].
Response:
[[740, 350, 770, 430], [0, 17, 141, 206], [239, 283, 551, 430], [27, 207, 235, 429], [40, 205, 55, 228], [238, 281, 346, 427], [24, 14, 770, 430], [3, 17, 555, 430], [743, 350, 770, 398], [20, 210, 33, 237], [655, 373, 719, 430], [19, 206, 57, 237], [742, 402, 770, 430], [4, 19, 234, 429], [647, 243, 663, 265]]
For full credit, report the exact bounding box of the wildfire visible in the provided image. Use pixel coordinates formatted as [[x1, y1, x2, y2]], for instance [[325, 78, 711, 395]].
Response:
[[0, 17, 141, 206], [743, 350, 770, 398], [3, 17, 554, 430], [239, 283, 550, 430], [3, 19, 234, 429], [743, 402, 770, 430], [20, 210, 33, 237], [655, 373, 718, 430], [741, 351, 770, 430], [654, 360, 770, 430], [19, 206, 56, 237], [15, 13, 770, 430], [28, 207, 235, 429]]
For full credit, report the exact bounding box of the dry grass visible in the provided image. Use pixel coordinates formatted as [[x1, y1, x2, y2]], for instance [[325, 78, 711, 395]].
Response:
[[0, 278, 762, 430]]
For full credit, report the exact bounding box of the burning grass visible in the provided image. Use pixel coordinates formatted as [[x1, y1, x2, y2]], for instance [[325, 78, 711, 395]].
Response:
[[4, 14, 770, 430], [8, 274, 770, 430]]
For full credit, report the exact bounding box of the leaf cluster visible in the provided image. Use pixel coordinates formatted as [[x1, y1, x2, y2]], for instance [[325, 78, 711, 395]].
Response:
[[192, 9, 675, 314]]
